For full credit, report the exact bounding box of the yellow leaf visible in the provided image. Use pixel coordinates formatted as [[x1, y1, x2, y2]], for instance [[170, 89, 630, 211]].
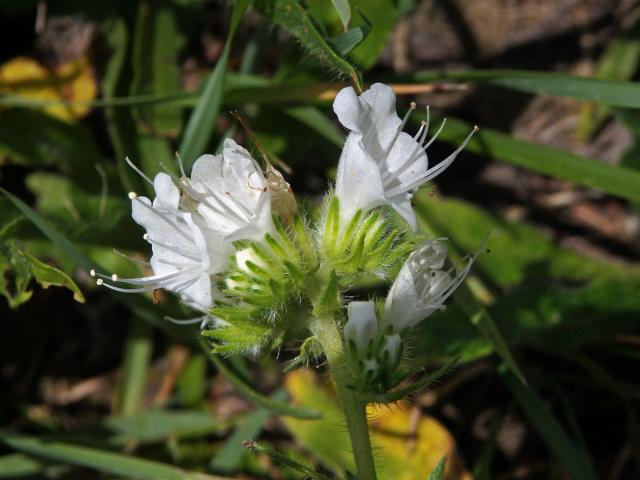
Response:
[[0, 55, 97, 122], [283, 369, 471, 479]]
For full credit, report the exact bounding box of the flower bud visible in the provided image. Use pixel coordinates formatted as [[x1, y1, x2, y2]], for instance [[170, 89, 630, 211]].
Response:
[[344, 301, 379, 356]]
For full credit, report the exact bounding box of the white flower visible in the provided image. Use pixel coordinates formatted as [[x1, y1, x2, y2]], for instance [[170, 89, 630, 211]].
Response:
[[182, 138, 273, 242], [344, 301, 380, 355], [92, 174, 232, 312], [382, 239, 475, 332], [333, 83, 477, 229]]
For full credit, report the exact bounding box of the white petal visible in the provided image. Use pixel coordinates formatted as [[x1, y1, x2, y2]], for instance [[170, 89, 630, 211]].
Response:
[[388, 195, 418, 230], [335, 135, 386, 222], [382, 261, 425, 332], [344, 301, 379, 353], [152, 173, 180, 210]]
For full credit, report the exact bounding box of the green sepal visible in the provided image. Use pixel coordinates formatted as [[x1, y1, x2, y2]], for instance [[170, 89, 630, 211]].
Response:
[[292, 215, 317, 270], [202, 320, 272, 356], [312, 270, 340, 317], [322, 196, 341, 257]]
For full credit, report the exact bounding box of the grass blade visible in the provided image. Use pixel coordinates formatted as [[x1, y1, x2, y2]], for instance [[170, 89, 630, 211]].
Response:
[[178, 0, 249, 170], [116, 320, 153, 416], [429, 115, 640, 203], [409, 69, 640, 108], [0, 430, 231, 480], [501, 369, 598, 480], [427, 455, 447, 480]]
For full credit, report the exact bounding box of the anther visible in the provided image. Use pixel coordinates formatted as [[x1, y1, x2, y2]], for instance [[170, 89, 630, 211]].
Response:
[[111, 274, 118, 281], [90, 269, 96, 277], [128, 191, 137, 199], [410, 101, 416, 110], [473, 125, 480, 132], [96, 279, 104, 285], [143, 233, 149, 240]]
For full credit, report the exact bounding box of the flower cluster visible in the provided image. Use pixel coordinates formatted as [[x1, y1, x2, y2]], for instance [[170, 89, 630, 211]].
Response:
[[96, 82, 479, 388]]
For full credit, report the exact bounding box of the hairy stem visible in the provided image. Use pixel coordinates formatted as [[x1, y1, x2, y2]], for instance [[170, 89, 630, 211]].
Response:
[[310, 314, 377, 480]]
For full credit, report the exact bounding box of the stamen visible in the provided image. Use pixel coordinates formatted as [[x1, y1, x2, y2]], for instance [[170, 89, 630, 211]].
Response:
[[424, 118, 447, 149], [111, 274, 118, 281], [128, 191, 137, 200], [165, 315, 206, 325], [125, 158, 154, 186], [90, 269, 96, 277], [175, 151, 187, 178], [385, 126, 477, 197], [113, 248, 150, 266], [381, 120, 429, 187], [96, 279, 103, 285]]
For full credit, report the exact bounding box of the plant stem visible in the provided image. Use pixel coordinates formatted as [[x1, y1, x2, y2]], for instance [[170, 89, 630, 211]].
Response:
[[310, 314, 377, 480]]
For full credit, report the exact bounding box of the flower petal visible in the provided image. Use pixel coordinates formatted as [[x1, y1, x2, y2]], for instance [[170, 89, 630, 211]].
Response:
[[335, 134, 386, 221]]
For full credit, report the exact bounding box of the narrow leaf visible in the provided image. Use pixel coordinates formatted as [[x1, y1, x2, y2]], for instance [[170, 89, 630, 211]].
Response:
[[179, 0, 249, 170], [427, 455, 447, 480], [410, 69, 640, 108], [0, 430, 231, 480], [429, 115, 640, 203], [331, 0, 351, 30], [501, 369, 598, 480], [256, 0, 361, 89]]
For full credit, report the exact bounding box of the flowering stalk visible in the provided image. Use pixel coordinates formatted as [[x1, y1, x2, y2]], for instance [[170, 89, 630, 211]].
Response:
[[310, 311, 378, 480], [99, 82, 479, 479]]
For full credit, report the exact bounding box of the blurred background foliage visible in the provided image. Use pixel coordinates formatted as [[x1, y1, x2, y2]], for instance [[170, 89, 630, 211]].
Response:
[[1, 0, 639, 478]]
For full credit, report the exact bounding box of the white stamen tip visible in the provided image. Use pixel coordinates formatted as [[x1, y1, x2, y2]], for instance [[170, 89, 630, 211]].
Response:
[[90, 269, 96, 277], [410, 101, 417, 109], [128, 191, 137, 199], [96, 278, 104, 286], [143, 233, 149, 240], [420, 120, 427, 126], [111, 274, 118, 281], [473, 125, 479, 132]]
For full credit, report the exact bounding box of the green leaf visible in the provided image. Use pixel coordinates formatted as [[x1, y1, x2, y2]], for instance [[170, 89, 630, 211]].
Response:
[[256, 0, 361, 89], [178, 0, 249, 170], [427, 455, 447, 480], [210, 391, 286, 473], [412, 192, 640, 361], [200, 339, 322, 420], [176, 353, 208, 406], [116, 320, 153, 416], [331, 0, 351, 30], [409, 69, 640, 108], [246, 441, 334, 480], [0, 453, 42, 478], [104, 409, 220, 443], [0, 109, 104, 190], [0, 239, 84, 308], [130, 0, 185, 133], [329, 21, 371, 57], [429, 114, 640, 203], [577, 32, 640, 138], [0, 186, 195, 340], [102, 14, 145, 193], [348, 0, 397, 69], [0, 430, 231, 480], [501, 369, 598, 480]]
